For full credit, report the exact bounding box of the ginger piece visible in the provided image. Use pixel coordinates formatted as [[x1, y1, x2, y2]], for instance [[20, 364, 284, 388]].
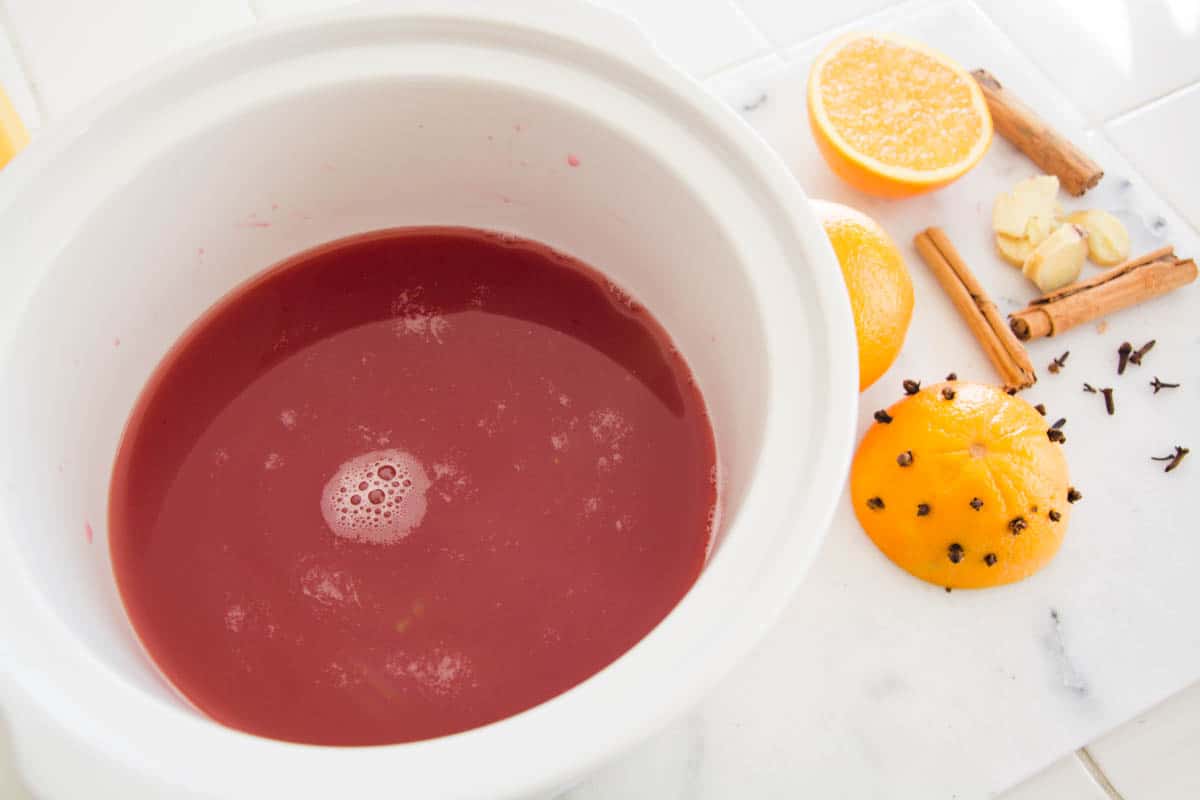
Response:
[[993, 175, 1059, 237], [1067, 209, 1130, 267], [1023, 223, 1088, 292]]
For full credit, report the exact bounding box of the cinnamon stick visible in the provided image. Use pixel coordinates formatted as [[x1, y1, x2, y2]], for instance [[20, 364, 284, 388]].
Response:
[[972, 69, 1103, 196], [914, 227, 1037, 391], [1009, 246, 1197, 340]]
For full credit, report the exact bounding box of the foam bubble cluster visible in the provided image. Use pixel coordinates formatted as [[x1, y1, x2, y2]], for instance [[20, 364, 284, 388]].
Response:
[[391, 289, 451, 343], [299, 563, 361, 608], [320, 449, 430, 544], [385, 648, 472, 696], [605, 280, 642, 312]]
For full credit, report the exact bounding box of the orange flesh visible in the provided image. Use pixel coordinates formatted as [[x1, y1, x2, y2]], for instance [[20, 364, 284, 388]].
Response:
[[817, 37, 986, 172]]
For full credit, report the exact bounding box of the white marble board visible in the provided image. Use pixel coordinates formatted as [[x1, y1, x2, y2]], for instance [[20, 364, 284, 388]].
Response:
[[565, 1, 1200, 798]]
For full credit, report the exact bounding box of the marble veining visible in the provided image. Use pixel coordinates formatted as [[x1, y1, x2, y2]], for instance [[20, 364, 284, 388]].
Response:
[[1047, 609, 1088, 697], [739, 91, 769, 112]]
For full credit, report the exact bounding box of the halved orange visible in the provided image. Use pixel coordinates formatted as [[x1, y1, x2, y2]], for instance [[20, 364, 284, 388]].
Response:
[[807, 33, 992, 198], [850, 381, 1072, 589]]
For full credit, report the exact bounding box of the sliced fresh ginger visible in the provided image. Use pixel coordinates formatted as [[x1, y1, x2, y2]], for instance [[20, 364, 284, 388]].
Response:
[[992, 175, 1059, 237], [995, 214, 1058, 267], [995, 233, 1035, 267], [992, 174, 1130, 287], [993, 176, 1063, 268], [1066, 209, 1130, 267], [1025, 214, 1057, 245], [1023, 223, 1088, 292]]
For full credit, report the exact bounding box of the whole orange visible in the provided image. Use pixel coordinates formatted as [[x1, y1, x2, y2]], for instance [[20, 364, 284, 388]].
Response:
[[0, 85, 30, 170], [807, 32, 992, 198], [850, 381, 1073, 589], [814, 200, 913, 391]]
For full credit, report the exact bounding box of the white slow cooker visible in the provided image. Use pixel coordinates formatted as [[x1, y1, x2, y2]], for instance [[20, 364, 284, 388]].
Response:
[[0, 2, 856, 797]]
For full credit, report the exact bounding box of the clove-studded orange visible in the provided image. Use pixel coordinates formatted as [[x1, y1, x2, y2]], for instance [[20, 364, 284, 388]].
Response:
[[850, 381, 1073, 589]]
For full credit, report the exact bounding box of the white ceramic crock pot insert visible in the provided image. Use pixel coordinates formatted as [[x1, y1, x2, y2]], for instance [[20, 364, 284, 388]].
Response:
[[0, 3, 856, 798]]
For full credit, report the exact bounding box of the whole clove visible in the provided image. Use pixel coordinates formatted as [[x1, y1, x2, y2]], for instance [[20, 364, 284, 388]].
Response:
[[970, 497, 983, 511], [1034, 403, 1047, 415], [874, 409, 894, 424], [1101, 387, 1115, 415], [1051, 418, 1066, 429], [1083, 383, 1097, 393], [1048, 351, 1069, 374], [1129, 339, 1156, 365], [1047, 428, 1066, 443], [1049, 509, 1061, 522], [1151, 446, 1190, 473], [903, 379, 921, 395], [897, 450, 914, 467], [1151, 377, 1180, 394], [946, 372, 958, 381], [1067, 487, 1082, 503], [984, 553, 997, 567], [942, 386, 956, 400], [1008, 516, 1028, 535], [948, 543, 964, 563], [1117, 341, 1133, 374], [916, 503, 931, 516], [867, 496, 885, 510]]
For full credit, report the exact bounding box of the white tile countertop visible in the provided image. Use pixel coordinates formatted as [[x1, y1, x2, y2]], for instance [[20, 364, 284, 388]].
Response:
[[1, 1, 1199, 798]]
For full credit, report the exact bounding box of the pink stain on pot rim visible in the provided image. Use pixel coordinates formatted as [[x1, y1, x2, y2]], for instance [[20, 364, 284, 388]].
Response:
[[84, 521, 94, 544], [566, 154, 581, 167]]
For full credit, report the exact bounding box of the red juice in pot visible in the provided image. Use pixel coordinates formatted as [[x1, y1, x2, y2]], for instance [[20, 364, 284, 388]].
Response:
[[109, 228, 718, 745]]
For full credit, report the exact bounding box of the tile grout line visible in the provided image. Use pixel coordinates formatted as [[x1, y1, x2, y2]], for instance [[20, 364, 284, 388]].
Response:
[[725, 0, 771, 50], [692, 1, 776, 81], [961, 0, 1096, 131], [1075, 748, 1127, 800], [725, 0, 774, 49], [698, 46, 782, 81], [0, 0, 47, 121], [745, 0, 936, 57], [965, 0, 1199, 130], [1105, 79, 1200, 129]]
